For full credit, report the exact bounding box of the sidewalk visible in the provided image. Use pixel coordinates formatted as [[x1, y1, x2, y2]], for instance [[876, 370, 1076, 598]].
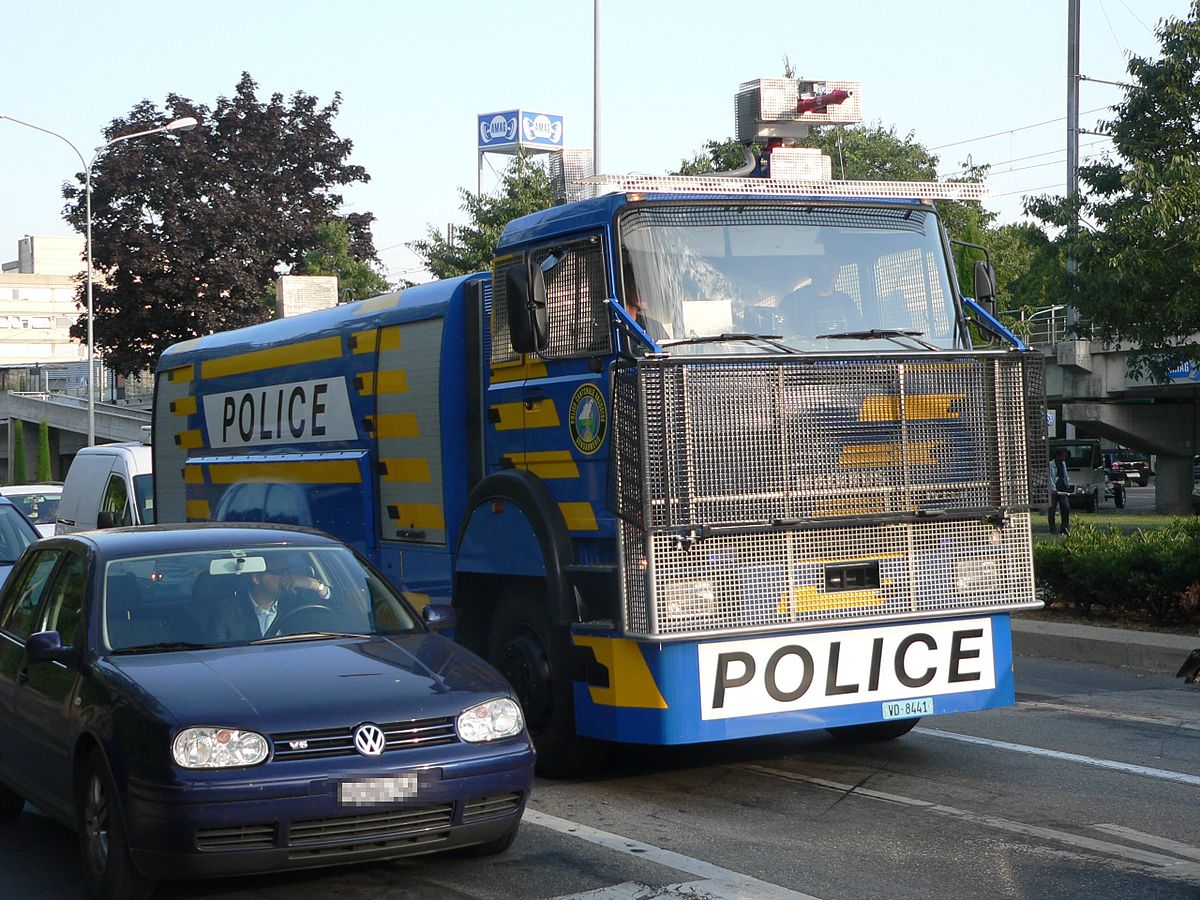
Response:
[[1012, 618, 1198, 675]]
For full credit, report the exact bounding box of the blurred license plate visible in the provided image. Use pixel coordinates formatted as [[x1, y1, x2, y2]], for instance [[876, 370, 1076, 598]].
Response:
[[338, 774, 418, 806]]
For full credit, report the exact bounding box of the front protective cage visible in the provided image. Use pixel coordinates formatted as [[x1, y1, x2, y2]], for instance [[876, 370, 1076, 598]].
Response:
[[612, 350, 1048, 638]]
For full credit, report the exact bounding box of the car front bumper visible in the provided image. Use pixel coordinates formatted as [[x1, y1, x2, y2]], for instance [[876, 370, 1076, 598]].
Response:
[[124, 741, 534, 880]]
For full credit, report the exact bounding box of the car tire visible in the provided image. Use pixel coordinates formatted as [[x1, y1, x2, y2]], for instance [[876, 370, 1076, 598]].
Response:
[[1113, 485, 1126, 508], [457, 821, 520, 857], [1082, 489, 1097, 513], [0, 781, 24, 821], [826, 718, 921, 742], [77, 751, 155, 900], [489, 591, 608, 778]]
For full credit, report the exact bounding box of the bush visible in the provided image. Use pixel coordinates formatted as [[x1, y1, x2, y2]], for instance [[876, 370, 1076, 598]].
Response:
[[1033, 518, 1200, 627]]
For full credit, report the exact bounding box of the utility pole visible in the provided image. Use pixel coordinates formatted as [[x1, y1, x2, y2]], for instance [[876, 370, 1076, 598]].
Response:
[[594, 0, 602, 178], [1066, 0, 1080, 328]]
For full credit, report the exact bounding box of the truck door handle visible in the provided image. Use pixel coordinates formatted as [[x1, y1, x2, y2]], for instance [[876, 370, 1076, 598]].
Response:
[[524, 390, 546, 410]]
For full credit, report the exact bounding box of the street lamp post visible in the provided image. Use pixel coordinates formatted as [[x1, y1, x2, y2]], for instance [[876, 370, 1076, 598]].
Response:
[[0, 113, 198, 445]]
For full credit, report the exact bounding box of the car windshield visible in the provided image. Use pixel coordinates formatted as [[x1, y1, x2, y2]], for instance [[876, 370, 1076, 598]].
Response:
[[103, 546, 420, 652], [617, 203, 962, 354], [0, 506, 37, 564], [3, 492, 60, 526]]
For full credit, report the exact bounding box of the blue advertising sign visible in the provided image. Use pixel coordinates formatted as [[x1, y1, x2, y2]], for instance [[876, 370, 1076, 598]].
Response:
[[1167, 361, 1200, 383], [478, 110, 564, 151]]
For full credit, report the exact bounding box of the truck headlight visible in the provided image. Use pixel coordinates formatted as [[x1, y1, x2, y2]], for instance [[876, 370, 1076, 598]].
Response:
[[659, 580, 717, 620], [954, 557, 997, 595], [173, 727, 269, 768], [457, 698, 524, 742]]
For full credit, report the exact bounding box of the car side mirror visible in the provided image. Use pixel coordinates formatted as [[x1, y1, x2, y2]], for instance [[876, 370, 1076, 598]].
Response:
[[26, 630, 77, 665], [96, 510, 117, 529], [422, 603, 457, 631], [504, 259, 550, 354], [973, 261, 997, 317]]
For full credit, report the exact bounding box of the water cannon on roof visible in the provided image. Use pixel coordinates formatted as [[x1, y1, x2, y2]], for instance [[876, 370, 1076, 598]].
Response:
[[735, 78, 862, 143]]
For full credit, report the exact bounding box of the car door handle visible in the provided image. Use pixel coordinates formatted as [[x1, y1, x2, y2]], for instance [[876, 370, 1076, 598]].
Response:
[[16, 668, 29, 685]]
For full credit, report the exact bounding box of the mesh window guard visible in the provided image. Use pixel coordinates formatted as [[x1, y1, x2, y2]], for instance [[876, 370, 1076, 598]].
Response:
[[533, 239, 612, 360]]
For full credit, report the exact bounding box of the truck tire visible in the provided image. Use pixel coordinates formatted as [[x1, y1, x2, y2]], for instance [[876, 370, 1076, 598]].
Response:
[[490, 591, 608, 778], [826, 717, 920, 742]]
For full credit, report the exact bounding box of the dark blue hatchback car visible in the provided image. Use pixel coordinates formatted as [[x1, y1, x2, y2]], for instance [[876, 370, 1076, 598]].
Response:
[[0, 525, 534, 899]]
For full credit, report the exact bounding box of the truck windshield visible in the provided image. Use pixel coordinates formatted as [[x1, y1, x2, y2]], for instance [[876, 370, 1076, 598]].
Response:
[[618, 203, 962, 354]]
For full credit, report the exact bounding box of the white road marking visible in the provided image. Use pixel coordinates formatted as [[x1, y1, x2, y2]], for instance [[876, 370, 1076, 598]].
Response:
[[915, 727, 1200, 786], [1090, 825, 1200, 862], [1017, 699, 1200, 733], [551, 881, 770, 899], [525, 809, 820, 900], [741, 763, 1200, 883]]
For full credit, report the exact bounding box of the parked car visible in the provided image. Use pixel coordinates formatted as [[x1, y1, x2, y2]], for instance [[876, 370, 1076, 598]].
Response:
[[1111, 448, 1154, 487], [0, 495, 41, 586], [56, 442, 154, 534], [0, 482, 63, 538], [0, 525, 533, 899], [1048, 439, 1125, 512]]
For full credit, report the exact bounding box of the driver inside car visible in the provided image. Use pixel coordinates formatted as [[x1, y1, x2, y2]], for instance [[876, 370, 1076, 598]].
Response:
[[209, 555, 330, 641], [778, 256, 860, 337]]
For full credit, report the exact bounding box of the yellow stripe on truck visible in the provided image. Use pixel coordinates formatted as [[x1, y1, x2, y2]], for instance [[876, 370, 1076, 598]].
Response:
[[558, 502, 598, 532], [858, 393, 963, 422], [170, 396, 197, 416], [185, 499, 211, 520], [571, 636, 668, 709], [208, 460, 362, 484], [389, 504, 445, 530], [505, 451, 580, 479], [200, 336, 343, 379]]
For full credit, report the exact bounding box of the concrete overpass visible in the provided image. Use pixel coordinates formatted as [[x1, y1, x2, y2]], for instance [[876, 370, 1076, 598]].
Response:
[[0, 392, 150, 482], [1043, 339, 1200, 515]]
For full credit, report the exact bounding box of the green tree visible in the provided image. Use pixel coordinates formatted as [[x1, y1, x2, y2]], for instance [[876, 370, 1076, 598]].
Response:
[[36, 420, 51, 482], [297, 217, 392, 302], [63, 72, 378, 376], [409, 153, 556, 279], [1027, 3, 1200, 379], [11, 422, 25, 484]]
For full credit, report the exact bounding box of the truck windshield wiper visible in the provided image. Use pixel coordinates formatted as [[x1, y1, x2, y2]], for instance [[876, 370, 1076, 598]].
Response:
[[659, 333, 799, 353], [814, 328, 940, 351]]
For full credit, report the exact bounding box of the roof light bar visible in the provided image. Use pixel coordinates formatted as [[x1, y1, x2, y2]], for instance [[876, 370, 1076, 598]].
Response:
[[578, 174, 991, 202]]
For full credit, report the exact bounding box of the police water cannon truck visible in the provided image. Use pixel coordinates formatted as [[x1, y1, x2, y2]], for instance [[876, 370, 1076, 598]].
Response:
[[154, 78, 1048, 775]]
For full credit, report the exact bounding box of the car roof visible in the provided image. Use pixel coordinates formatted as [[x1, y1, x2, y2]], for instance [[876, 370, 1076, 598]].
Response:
[[0, 484, 63, 494], [48, 523, 345, 559]]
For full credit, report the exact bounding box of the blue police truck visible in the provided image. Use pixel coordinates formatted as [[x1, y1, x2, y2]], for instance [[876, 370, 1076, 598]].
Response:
[[154, 89, 1047, 776]]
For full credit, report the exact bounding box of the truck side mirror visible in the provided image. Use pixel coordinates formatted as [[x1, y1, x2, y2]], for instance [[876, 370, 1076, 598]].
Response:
[[96, 510, 117, 529], [973, 261, 997, 317], [504, 261, 549, 354]]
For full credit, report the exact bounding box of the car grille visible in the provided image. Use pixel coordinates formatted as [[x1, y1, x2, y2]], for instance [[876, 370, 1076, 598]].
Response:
[[196, 823, 277, 850], [463, 791, 523, 822], [271, 717, 457, 760]]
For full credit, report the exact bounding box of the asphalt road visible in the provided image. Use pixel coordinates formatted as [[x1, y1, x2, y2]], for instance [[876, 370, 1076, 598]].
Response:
[[5, 653, 1198, 900]]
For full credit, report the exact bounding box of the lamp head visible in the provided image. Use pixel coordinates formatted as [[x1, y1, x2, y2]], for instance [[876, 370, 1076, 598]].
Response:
[[166, 116, 199, 133]]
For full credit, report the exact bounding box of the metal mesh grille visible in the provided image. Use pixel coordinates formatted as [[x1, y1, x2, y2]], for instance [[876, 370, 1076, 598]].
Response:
[[533, 240, 612, 359], [614, 355, 1045, 531], [611, 351, 1044, 638], [1023, 357, 1050, 505], [489, 256, 521, 366], [620, 513, 1034, 637]]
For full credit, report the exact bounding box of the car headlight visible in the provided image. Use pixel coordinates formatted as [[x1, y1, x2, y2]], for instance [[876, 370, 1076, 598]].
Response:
[[173, 727, 269, 768], [954, 557, 998, 595], [659, 580, 717, 620], [457, 698, 524, 742]]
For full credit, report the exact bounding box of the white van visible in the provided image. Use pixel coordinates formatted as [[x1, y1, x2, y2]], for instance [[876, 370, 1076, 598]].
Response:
[[56, 442, 155, 533]]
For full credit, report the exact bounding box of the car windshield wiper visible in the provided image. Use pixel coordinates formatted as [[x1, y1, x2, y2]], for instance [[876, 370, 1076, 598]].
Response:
[[250, 631, 370, 645], [659, 333, 799, 353], [112, 641, 212, 654], [814, 328, 940, 351]]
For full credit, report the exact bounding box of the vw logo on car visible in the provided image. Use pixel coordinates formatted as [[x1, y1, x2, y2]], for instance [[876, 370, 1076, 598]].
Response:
[[354, 723, 387, 757]]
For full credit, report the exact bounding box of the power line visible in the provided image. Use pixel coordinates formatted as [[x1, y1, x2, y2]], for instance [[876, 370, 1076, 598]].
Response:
[[1097, 0, 1127, 56], [936, 139, 1111, 179], [1116, 0, 1153, 33], [929, 106, 1114, 152]]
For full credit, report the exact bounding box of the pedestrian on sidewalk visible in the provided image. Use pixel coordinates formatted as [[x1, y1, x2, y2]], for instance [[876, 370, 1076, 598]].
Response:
[[1048, 447, 1072, 535]]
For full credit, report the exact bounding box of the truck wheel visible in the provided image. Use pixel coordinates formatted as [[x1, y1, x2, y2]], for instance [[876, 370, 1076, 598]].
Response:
[[490, 592, 608, 778], [1081, 489, 1097, 513], [827, 718, 920, 742]]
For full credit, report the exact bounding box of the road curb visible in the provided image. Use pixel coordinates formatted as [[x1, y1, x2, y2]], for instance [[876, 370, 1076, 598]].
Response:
[[1012, 618, 1198, 674]]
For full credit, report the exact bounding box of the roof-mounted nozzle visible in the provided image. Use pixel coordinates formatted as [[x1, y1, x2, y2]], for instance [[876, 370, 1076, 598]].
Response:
[[735, 78, 862, 143]]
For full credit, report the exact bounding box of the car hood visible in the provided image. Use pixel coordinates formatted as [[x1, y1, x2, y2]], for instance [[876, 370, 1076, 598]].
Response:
[[104, 633, 511, 732]]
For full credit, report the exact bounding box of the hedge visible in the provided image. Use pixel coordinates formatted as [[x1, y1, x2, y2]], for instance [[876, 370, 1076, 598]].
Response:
[[1033, 518, 1200, 627]]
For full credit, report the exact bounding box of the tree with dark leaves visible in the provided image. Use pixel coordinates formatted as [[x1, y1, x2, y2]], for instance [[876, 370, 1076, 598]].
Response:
[[62, 72, 379, 376]]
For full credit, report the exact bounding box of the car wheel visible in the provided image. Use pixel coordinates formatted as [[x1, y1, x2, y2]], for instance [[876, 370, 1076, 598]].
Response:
[[1082, 489, 1097, 513], [78, 752, 155, 900], [0, 781, 24, 821], [457, 821, 520, 857], [1114, 485, 1126, 508], [826, 718, 921, 742], [490, 591, 608, 778]]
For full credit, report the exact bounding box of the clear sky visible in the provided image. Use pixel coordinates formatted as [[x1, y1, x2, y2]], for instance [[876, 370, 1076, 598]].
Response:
[[0, 0, 1190, 283]]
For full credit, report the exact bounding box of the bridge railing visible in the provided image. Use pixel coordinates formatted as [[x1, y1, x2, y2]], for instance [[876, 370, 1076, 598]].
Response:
[[1003, 305, 1069, 348]]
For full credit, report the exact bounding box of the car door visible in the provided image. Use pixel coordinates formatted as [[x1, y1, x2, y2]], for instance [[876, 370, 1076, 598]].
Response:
[[13, 548, 89, 819], [0, 547, 67, 799]]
